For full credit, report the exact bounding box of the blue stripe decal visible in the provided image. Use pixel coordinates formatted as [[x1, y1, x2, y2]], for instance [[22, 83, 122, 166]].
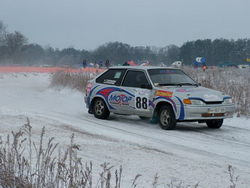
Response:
[[154, 96, 177, 112], [87, 85, 100, 106], [223, 96, 231, 100], [149, 100, 155, 108], [175, 96, 185, 120]]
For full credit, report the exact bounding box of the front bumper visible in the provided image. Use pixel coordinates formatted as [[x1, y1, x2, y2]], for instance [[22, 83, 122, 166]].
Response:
[[179, 104, 236, 120]]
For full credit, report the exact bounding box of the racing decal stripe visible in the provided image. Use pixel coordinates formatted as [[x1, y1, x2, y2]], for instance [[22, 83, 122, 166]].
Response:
[[149, 100, 155, 108], [223, 96, 232, 100], [87, 85, 100, 106], [154, 96, 177, 112], [96, 87, 135, 98], [97, 87, 119, 98], [188, 97, 205, 102], [175, 96, 185, 120], [123, 90, 135, 97], [96, 87, 120, 110]]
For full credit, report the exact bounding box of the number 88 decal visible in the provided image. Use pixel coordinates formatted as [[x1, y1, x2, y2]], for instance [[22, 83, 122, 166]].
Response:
[[136, 97, 148, 110]]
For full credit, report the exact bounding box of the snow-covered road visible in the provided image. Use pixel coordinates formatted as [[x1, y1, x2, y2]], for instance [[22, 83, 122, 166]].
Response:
[[0, 73, 249, 187]]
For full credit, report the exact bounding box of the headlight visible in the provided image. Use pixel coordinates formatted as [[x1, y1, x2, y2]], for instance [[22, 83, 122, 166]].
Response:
[[190, 99, 205, 105], [183, 99, 205, 105], [223, 98, 234, 104]]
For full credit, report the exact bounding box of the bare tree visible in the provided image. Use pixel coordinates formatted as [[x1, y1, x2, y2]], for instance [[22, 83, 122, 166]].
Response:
[[0, 20, 7, 46], [167, 44, 180, 64], [3, 31, 28, 64]]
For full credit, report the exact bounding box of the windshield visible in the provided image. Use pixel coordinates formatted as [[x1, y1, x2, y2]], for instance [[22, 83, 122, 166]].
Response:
[[148, 69, 197, 87]]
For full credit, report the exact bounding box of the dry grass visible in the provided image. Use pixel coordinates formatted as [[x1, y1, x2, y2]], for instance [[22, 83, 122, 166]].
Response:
[[50, 69, 98, 92], [0, 119, 241, 188], [0, 119, 125, 188], [0, 120, 204, 188]]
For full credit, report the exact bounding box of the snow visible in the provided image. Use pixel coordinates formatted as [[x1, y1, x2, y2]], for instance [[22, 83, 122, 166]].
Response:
[[0, 73, 250, 187]]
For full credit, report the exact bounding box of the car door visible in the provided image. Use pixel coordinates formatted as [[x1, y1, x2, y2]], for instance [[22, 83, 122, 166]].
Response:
[[120, 70, 152, 116]]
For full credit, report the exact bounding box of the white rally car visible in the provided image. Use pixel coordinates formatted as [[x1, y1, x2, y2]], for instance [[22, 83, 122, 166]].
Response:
[[84, 66, 236, 130]]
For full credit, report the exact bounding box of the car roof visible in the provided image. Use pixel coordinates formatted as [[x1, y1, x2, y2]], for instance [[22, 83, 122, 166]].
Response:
[[108, 66, 179, 71]]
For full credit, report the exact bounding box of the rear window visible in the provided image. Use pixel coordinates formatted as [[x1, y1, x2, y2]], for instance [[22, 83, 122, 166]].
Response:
[[96, 69, 126, 86]]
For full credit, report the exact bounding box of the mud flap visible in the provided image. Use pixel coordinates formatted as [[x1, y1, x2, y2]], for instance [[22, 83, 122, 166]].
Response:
[[150, 115, 159, 124]]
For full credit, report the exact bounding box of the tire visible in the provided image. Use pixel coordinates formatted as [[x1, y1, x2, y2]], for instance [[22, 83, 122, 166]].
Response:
[[93, 98, 110, 119], [206, 119, 223, 129], [158, 105, 176, 130]]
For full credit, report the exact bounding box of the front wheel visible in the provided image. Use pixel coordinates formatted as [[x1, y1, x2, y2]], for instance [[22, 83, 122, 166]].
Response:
[[158, 105, 176, 130], [206, 119, 223, 129], [93, 98, 110, 119]]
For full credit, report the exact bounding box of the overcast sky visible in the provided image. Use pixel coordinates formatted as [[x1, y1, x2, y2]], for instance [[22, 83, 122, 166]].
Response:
[[0, 0, 249, 50]]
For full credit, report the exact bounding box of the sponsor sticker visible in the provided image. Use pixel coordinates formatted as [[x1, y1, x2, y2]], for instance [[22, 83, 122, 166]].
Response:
[[155, 90, 173, 97], [103, 79, 116, 85], [109, 94, 132, 105], [135, 88, 149, 96], [204, 94, 220, 99]]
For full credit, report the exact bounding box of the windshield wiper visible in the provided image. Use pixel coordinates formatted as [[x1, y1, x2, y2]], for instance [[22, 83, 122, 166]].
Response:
[[176, 83, 199, 87], [158, 83, 199, 87], [158, 83, 178, 86]]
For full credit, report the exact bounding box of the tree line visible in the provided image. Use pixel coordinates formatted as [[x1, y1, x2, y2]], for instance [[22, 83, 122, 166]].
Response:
[[1, 20, 250, 67]]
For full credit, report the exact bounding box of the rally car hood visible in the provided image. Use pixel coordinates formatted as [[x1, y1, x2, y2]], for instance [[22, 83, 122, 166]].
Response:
[[157, 86, 228, 102]]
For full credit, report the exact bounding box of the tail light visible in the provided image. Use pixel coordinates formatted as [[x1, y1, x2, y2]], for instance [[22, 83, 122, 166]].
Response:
[[86, 82, 93, 95]]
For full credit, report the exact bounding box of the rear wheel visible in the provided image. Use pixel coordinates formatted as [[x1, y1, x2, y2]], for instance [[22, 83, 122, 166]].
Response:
[[206, 119, 223, 129], [93, 98, 110, 119], [158, 105, 176, 130]]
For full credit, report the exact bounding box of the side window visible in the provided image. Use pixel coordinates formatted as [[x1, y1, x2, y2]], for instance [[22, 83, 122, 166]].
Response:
[[122, 70, 149, 88], [96, 69, 126, 86]]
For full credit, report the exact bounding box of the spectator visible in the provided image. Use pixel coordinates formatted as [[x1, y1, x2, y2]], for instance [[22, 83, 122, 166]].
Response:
[[105, 59, 110, 68], [98, 60, 103, 67], [123, 61, 130, 66], [83, 60, 87, 68]]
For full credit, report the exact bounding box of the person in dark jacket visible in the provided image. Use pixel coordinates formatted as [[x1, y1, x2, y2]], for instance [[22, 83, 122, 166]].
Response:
[[123, 61, 130, 66], [83, 60, 87, 68], [98, 60, 103, 67], [105, 59, 110, 68]]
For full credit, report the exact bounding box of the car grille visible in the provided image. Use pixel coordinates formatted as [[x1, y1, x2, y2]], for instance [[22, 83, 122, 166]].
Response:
[[205, 101, 223, 105]]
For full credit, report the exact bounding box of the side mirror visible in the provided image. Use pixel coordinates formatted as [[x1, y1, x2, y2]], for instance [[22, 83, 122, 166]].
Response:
[[141, 83, 152, 89]]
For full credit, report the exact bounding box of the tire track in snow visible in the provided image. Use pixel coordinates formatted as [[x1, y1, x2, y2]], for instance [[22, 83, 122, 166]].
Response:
[[71, 114, 250, 169]]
